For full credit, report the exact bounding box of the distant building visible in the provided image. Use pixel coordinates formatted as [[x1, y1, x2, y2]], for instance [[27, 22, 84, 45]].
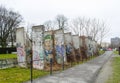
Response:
[[111, 37, 120, 48], [101, 42, 110, 48]]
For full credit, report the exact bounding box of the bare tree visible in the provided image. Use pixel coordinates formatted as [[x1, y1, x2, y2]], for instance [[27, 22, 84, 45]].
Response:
[[70, 17, 85, 36], [99, 22, 110, 46], [70, 17, 110, 44], [7, 29, 16, 47], [84, 18, 91, 36], [26, 23, 35, 40], [43, 15, 110, 45], [92, 19, 100, 41], [55, 14, 68, 30], [70, 19, 79, 35], [0, 6, 23, 48], [87, 19, 110, 44], [44, 20, 54, 31]]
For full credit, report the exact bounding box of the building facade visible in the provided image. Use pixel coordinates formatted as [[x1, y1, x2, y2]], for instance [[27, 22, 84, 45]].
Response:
[[111, 37, 120, 48]]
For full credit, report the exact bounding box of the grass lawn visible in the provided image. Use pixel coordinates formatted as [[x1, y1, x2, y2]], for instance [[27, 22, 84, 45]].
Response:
[[106, 57, 120, 83], [99, 50, 105, 55], [0, 53, 100, 83], [114, 51, 119, 55], [0, 67, 49, 83], [0, 54, 17, 59]]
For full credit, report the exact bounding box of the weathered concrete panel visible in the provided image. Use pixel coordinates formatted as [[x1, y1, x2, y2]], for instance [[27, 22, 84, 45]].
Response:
[[32, 25, 45, 70], [54, 29, 66, 64], [85, 37, 92, 56], [16, 27, 26, 67], [72, 35, 81, 61], [64, 33, 75, 62], [72, 35, 80, 49], [44, 31, 53, 63], [79, 37, 83, 47]]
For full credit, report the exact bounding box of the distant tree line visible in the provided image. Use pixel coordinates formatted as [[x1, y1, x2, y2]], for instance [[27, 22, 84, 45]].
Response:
[[0, 6, 23, 48], [0, 6, 110, 48], [43, 15, 110, 46]]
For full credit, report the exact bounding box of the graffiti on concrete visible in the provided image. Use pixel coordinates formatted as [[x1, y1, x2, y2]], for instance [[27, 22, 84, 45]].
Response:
[[54, 29, 66, 64], [85, 38, 93, 57], [16, 28, 26, 67], [44, 31, 53, 63], [32, 26, 44, 70], [66, 43, 73, 55], [16, 43, 25, 63], [65, 33, 73, 54], [16, 25, 99, 69], [65, 33, 75, 62]]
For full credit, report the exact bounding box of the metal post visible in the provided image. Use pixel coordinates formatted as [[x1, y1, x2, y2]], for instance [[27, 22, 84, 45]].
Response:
[[62, 56, 64, 70], [50, 58, 53, 75], [70, 57, 72, 67], [30, 58, 33, 83], [0, 60, 3, 68]]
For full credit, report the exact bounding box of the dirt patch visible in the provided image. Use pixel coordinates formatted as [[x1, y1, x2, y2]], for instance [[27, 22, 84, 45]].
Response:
[[44, 63, 70, 71]]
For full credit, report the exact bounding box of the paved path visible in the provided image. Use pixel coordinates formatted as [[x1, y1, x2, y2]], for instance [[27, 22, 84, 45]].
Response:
[[25, 51, 113, 83]]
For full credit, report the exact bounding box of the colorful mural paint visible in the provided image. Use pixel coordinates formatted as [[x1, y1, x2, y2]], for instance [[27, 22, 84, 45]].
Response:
[[32, 25, 45, 70], [64, 33, 75, 62], [24, 33, 32, 66], [44, 31, 53, 63], [16, 25, 99, 70], [16, 28, 26, 67], [54, 29, 66, 64]]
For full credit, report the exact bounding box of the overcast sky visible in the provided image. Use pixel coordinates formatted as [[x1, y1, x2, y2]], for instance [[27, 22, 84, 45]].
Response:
[[0, 0, 120, 42]]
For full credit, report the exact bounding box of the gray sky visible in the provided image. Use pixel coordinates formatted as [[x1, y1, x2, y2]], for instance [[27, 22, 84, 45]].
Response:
[[0, 0, 120, 42]]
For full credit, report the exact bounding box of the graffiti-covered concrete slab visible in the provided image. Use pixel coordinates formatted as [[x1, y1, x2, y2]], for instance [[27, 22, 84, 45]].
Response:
[[32, 25, 45, 70], [54, 29, 66, 64], [16, 27, 26, 67], [64, 33, 75, 62], [44, 31, 53, 63]]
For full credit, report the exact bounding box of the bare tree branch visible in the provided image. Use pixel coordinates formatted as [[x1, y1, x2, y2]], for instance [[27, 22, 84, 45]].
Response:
[[55, 14, 68, 30], [0, 6, 23, 47], [70, 17, 85, 36], [99, 21, 110, 46]]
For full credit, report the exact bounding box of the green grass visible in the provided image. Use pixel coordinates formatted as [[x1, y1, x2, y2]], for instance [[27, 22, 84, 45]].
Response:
[[0, 67, 49, 83], [99, 50, 105, 55], [0, 53, 99, 83], [0, 54, 17, 59], [106, 57, 120, 83], [114, 51, 119, 55]]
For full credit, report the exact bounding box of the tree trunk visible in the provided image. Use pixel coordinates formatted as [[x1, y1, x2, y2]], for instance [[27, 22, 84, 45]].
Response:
[[1, 40, 7, 48], [11, 33, 14, 47]]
